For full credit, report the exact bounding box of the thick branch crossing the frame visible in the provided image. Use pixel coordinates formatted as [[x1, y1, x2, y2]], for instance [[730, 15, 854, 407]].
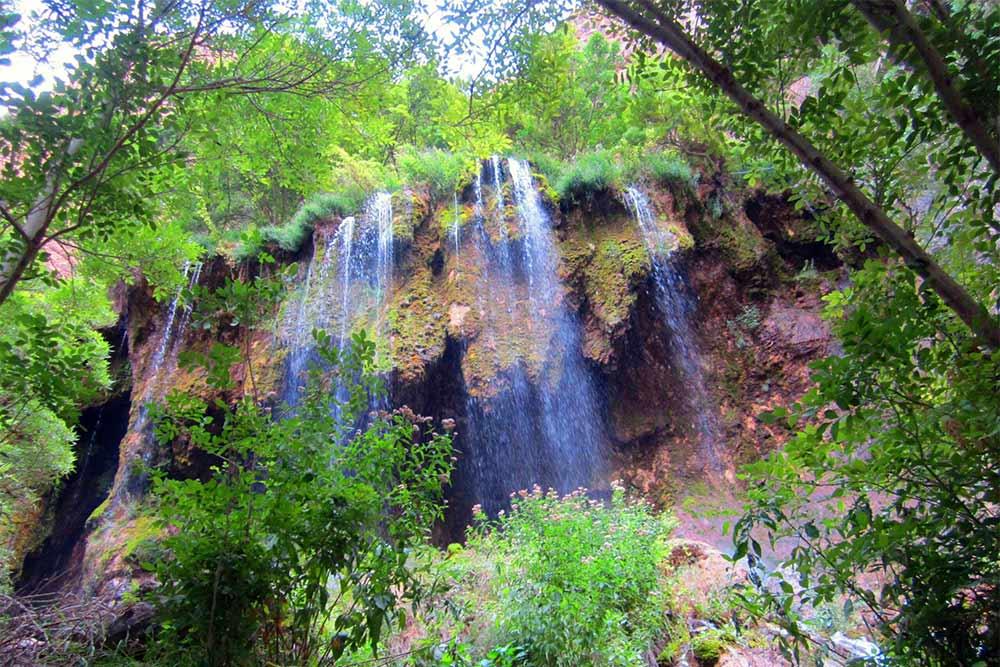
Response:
[[595, 0, 999, 348], [850, 0, 1000, 176]]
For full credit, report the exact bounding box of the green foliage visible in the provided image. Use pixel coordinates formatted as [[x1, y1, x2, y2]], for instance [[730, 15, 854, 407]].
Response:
[[467, 486, 676, 666], [553, 151, 622, 206], [735, 261, 1000, 664], [260, 218, 315, 254], [232, 190, 367, 260], [644, 150, 695, 188], [288, 191, 367, 232], [502, 30, 632, 156], [690, 626, 738, 663], [0, 277, 116, 583], [146, 275, 454, 665], [397, 147, 475, 203]]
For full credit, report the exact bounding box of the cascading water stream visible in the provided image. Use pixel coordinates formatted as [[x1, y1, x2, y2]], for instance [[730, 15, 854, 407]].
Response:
[[279, 192, 394, 413], [145, 261, 203, 402], [452, 193, 461, 259], [509, 159, 604, 484], [147, 264, 189, 378], [113, 261, 202, 502], [455, 158, 605, 514], [623, 186, 724, 474]]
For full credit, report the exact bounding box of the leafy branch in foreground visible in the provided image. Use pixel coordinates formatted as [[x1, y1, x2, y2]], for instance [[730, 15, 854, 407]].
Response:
[[592, 0, 998, 348], [144, 274, 454, 666], [0, 0, 428, 306], [733, 261, 999, 665]]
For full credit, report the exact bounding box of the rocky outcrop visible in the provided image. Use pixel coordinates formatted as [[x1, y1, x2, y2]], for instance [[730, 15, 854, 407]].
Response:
[[20, 164, 840, 608]]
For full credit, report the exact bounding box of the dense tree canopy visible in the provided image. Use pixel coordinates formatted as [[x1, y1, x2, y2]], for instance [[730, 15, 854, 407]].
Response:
[[0, 0, 997, 664]]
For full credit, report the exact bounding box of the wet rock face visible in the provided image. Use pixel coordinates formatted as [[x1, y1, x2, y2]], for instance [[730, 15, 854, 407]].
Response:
[[42, 171, 838, 594]]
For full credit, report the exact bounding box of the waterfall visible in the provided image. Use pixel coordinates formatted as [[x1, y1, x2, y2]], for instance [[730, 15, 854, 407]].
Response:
[[147, 261, 203, 399], [508, 158, 603, 488], [370, 191, 394, 335], [623, 186, 723, 474], [147, 263, 191, 378], [456, 158, 605, 515], [279, 192, 394, 412], [452, 193, 461, 259], [491, 154, 505, 219], [113, 261, 203, 503], [172, 262, 202, 353]]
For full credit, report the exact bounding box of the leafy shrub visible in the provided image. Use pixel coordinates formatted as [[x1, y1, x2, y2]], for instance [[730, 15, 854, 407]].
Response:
[[231, 190, 367, 259], [523, 151, 568, 191], [228, 226, 264, 262], [289, 190, 365, 229], [468, 485, 675, 666], [260, 217, 311, 252], [553, 150, 622, 206], [397, 147, 474, 202], [145, 274, 454, 666], [646, 150, 694, 187], [736, 262, 1000, 664]]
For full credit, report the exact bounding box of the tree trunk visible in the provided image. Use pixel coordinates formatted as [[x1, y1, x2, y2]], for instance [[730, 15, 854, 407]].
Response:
[[596, 0, 1000, 348], [0, 138, 84, 305]]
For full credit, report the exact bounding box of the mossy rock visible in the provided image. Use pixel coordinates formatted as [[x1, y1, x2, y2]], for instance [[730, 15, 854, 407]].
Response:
[[389, 265, 447, 384], [690, 626, 738, 664], [558, 216, 653, 364], [391, 190, 424, 253], [122, 515, 161, 561]]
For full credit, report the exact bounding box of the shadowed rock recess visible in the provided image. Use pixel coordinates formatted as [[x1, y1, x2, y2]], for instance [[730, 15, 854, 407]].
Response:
[[19, 158, 838, 599]]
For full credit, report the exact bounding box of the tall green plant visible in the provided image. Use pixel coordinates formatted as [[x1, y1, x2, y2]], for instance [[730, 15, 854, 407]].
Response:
[[146, 274, 454, 665], [733, 261, 1000, 664], [467, 486, 675, 666]]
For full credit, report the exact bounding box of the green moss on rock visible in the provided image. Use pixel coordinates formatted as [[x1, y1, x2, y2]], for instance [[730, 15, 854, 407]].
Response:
[[558, 216, 653, 363]]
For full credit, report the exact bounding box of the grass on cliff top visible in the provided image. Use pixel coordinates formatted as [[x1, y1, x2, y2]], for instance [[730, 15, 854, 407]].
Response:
[[225, 147, 697, 262], [549, 148, 697, 206], [228, 189, 370, 262]]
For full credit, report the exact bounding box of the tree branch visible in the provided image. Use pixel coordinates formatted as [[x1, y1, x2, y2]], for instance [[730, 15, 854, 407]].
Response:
[[850, 0, 1000, 175], [596, 0, 1000, 348]]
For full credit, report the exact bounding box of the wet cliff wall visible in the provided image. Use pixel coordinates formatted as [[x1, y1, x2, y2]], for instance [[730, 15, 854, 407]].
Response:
[[16, 162, 841, 603]]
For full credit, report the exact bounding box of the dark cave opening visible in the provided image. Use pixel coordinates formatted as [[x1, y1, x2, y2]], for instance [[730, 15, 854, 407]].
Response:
[[17, 393, 131, 594]]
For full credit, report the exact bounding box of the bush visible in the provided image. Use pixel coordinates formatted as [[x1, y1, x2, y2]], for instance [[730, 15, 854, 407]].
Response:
[[397, 147, 474, 202], [468, 485, 675, 666], [553, 150, 622, 206], [646, 150, 694, 187], [144, 275, 455, 665], [289, 190, 366, 229], [260, 218, 311, 252], [523, 151, 568, 191], [230, 190, 367, 260]]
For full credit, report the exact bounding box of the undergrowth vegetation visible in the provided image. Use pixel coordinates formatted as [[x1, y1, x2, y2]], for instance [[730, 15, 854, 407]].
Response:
[[2, 0, 998, 664], [550, 149, 696, 206], [475, 486, 675, 665], [139, 275, 455, 666], [329, 487, 684, 667]]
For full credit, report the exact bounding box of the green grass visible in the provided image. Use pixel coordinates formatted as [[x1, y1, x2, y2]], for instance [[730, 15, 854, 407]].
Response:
[[397, 147, 474, 202], [646, 149, 695, 186], [229, 190, 367, 261], [553, 150, 622, 205]]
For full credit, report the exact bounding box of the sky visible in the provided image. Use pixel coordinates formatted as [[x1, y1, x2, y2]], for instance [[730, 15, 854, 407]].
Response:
[[1, 0, 75, 91], [0, 0, 485, 90]]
